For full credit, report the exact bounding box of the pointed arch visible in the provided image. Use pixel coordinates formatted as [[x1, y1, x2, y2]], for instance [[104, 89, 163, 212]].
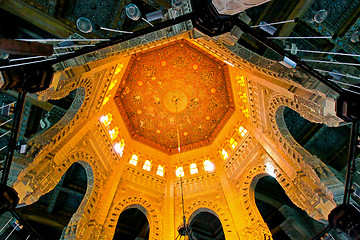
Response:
[[187, 207, 225, 239], [103, 195, 162, 240], [183, 200, 237, 240], [238, 157, 332, 226], [13, 150, 103, 239], [266, 94, 340, 206]]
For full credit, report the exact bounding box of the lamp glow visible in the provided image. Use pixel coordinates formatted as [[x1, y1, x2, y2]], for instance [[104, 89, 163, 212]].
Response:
[[143, 160, 152, 171], [176, 167, 184, 177], [190, 163, 198, 174], [203, 160, 215, 172], [129, 154, 138, 166], [100, 113, 112, 126], [114, 140, 125, 157], [156, 165, 164, 177], [265, 163, 276, 178]]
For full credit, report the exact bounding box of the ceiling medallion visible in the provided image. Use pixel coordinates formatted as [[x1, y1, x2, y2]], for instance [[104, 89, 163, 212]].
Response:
[[114, 39, 235, 154]]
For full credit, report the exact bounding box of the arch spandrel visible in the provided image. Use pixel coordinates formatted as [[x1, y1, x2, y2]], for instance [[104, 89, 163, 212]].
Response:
[[265, 93, 342, 204], [183, 199, 240, 240], [102, 193, 163, 240], [235, 153, 334, 223], [13, 150, 104, 239]]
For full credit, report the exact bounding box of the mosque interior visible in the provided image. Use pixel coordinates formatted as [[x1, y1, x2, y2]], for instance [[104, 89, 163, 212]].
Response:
[[0, 0, 360, 239]]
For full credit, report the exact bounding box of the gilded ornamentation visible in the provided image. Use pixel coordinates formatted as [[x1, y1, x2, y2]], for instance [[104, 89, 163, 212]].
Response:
[[114, 39, 235, 154]]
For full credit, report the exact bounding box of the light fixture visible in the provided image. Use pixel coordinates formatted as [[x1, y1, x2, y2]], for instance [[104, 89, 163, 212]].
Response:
[[125, 4, 154, 27], [76, 17, 133, 34], [313, 9, 328, 23], [203, 160, 215, 172], [351, 31, 360, 43], [173, 98, 196, 240]]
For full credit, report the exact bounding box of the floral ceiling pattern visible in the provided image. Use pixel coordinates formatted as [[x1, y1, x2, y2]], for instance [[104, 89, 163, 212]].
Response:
[[114, 40, 235, 154]]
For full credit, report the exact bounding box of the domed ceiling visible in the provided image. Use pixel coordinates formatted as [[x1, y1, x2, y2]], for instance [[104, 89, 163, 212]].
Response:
[[114, 39, 235, 154]]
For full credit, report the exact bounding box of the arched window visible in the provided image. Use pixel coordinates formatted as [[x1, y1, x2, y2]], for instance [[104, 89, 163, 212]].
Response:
[[176, 167, 184, 177], [221, 149, 228, 160], [238, 126, 247, 137], [229, 137, 238, 149], [190, 163, 198, 174], [156, 165, 164, 177], [189, 209, 225, 239], [203, 160, 215, 172], [143, 160, 151, 171], [113, 206, 149, 240], [108, 127, 119, 140], [283, 107, 349, 170], [12, 162, 88, 239], [129, 154, 138, 166], [114, 139, 125, 157], [100, 113, 112, 127], [254, 176, 325, 239]]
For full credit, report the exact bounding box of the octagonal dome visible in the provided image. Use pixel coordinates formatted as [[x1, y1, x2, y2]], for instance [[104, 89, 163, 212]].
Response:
[[114, 39, 235, 154]]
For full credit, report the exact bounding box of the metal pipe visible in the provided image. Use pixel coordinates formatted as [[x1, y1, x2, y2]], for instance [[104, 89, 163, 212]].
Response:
[[302, 59, 360, 66], [233, 18, 344, 94], [0, 146, 7, 152], [0, 102, 15, 110], [0, 119, 13, 127], [36, 13, 194, 67], [11, 210, 43, 240], [99, 27, 133, 34], [4, 224, 16, 240], [285, 49, 360, 57], [0, 91, 26, 185], [343, 122, 359, 204], [0, 130, 11, 138], [251, 19, 297, 28], [1, 13, 194, 70], [16, 38, 110, 42], [0, 58, 55, 69], [142, 18, 154, 27], [315, 69, 360, 80], [267, 36, 332, 39], [54, 44, 95, 49], [9, 52, 75, 62], [0, 217, 13, 232], [327, 79, 360, 90]]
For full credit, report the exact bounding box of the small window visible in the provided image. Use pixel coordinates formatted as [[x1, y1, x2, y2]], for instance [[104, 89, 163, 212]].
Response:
[[129, 154, 138, 166], [108, 127, 119, 140], [176, 167, 184, 178], [143, 160, 152, 171], [230, 138, 238, 149], [100, 113, 112, 126], [156, 165, 164, 177], [221, 149, 228, 160], [114, 139, 125, 157], [203, 160, 215, 172], [190, 163, 198, 174], [238, 126, 248, 137], [103, 94, 111, 106]]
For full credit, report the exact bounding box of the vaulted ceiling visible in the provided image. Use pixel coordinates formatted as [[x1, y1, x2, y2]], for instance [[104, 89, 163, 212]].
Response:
[[114, 39, 234, 154]]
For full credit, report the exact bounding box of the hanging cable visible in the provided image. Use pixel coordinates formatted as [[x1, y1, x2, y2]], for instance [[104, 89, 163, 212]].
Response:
[[315, 69, 360, 80], [327, 79, 360, 90], [301, 59, 360, 66]]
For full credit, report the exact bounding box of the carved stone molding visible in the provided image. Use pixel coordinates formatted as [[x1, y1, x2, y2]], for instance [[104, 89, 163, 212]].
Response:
[[14, 150, 104, 239], [102, 193, 163, 240], [267, 94, 342, 201]]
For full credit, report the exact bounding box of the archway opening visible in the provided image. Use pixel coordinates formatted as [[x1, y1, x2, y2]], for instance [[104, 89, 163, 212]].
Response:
[[254, 175, 324, 240], [14, 162, 87, 239], [283, 107, 350, 171], [189, 210, 225, 240], [113, 207, 149, 240]]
